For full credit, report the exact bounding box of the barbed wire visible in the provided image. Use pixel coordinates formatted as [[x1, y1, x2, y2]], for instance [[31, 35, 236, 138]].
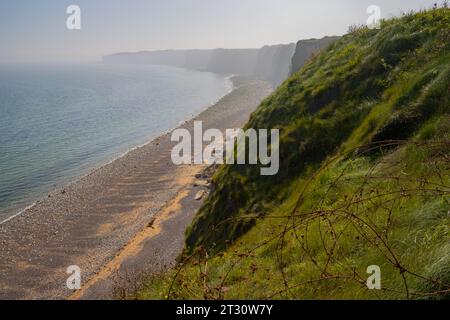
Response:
[[161, 138, 449, 300]]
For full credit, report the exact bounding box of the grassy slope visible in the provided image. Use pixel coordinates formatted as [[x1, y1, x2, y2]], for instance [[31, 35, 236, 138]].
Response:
[[136, 7, 450, 300]]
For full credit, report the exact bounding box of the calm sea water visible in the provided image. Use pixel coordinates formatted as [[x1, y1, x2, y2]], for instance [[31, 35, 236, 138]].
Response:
[[0, 64, 231, 222]]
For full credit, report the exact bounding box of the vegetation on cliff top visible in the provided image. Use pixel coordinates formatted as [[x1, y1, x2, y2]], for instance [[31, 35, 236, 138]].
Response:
[[134, 6, 450, 300]]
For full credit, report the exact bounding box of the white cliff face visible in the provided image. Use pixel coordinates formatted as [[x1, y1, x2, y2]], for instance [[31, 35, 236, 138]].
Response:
[[101, 37, 337, 89], [289, 36, 340, 76], [252, 43, 296, 87], [102, 45, 292, 87]]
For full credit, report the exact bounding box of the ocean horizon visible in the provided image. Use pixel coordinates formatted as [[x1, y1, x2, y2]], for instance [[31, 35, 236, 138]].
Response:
[[0, 63, 232, 222]]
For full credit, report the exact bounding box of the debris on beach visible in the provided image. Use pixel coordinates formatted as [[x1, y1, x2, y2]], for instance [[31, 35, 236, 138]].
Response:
[[194, 180, 210, 188], [195, 190, 206, 201]]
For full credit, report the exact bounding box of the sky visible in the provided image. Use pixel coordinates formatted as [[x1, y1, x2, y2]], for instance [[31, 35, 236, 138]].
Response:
[[0, 0, 441, 63]]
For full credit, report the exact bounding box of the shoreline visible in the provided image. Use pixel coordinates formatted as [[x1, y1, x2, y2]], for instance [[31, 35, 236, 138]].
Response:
[[0, 76, 273, 299], [0, 73, 235, 226]]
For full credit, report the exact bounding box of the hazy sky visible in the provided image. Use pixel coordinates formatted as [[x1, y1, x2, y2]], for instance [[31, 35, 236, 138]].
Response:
[[0, 0, 441, 63]]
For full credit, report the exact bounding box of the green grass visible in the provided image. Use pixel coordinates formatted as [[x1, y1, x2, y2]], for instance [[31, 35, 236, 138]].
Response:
[[134, 6, 450, 300]]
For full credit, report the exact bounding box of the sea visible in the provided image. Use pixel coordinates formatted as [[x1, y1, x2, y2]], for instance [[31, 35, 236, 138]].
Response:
[[0, 63, 232, 222]]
